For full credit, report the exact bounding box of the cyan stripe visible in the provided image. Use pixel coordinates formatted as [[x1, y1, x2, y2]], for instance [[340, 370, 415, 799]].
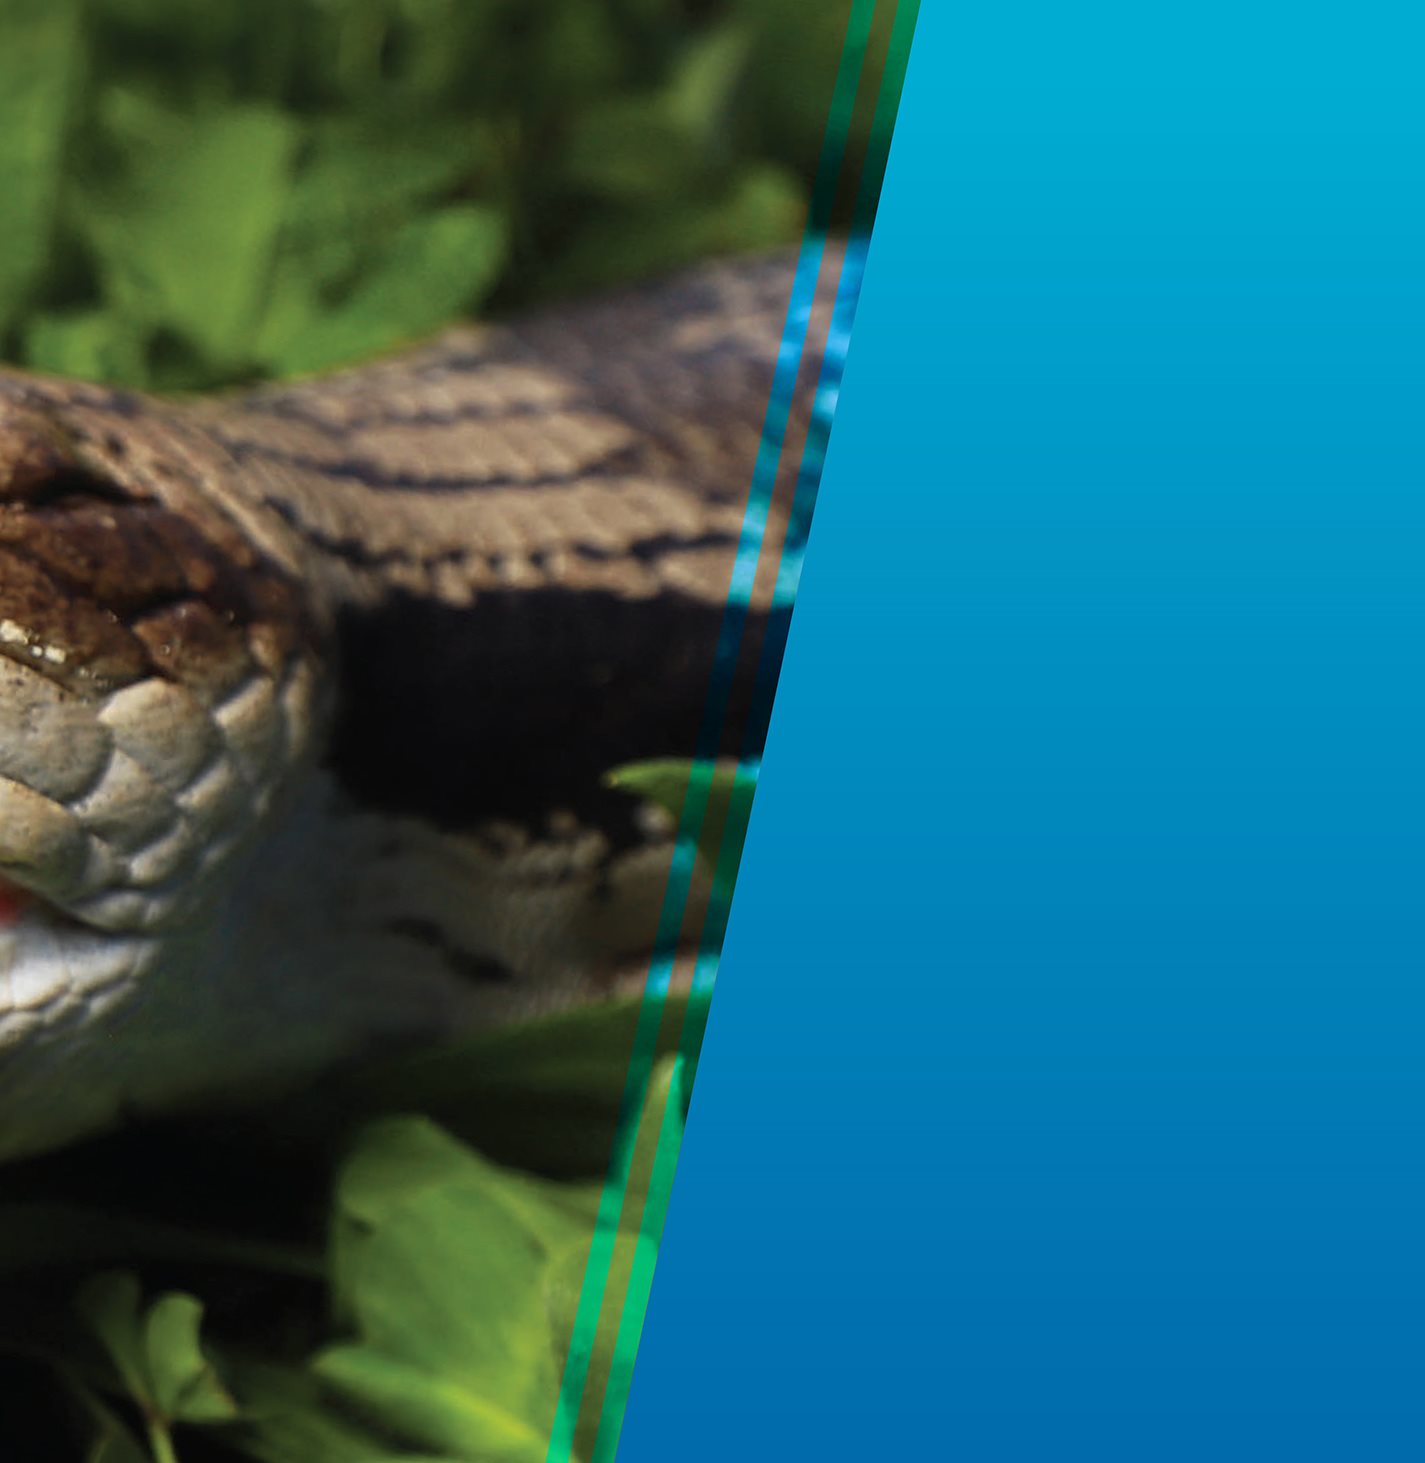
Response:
[[583, 6, 925, 1459], [540, 6, 882, 1461]]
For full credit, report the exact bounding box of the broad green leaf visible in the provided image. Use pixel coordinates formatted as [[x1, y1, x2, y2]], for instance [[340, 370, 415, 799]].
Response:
[[247, 239, 358, 376], [287, 993, 704, 1179], [279, 115, 493, 248], [261, 205, 507, 377], [310, 1070, 686, 1463], [0, 0, 84, 329], [76, 90, 297, 369], [328, 1117, 588, 1429], [144, 1293, 238, 1424], [313, 1348, 548, 1462], [230, 1361, 456, 1463]]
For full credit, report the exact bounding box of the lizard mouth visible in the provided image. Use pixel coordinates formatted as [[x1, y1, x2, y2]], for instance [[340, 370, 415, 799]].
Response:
[[0, 899, 139, 1031], [0, 876, 29, 926], [0, 875, 91, 934]]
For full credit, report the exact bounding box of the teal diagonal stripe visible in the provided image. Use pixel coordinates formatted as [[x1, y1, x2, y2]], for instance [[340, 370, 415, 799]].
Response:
[[541, 6, 886, 1462], [582, 7, 925, 1461]]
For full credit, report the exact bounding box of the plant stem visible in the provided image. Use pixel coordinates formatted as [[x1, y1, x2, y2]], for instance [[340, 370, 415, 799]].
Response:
[[147, 1419, 180, 1463]]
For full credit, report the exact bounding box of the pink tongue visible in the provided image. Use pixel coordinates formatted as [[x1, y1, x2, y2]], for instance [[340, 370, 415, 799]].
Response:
[[0, 880, 29, 926]]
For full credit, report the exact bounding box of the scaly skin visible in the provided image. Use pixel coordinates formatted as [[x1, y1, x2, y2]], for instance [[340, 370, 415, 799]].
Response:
[[0, 248, 839, 1160]]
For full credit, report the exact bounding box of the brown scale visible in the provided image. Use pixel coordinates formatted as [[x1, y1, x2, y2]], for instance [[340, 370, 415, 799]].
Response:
[[0, 405, 307, 703], [0, 403, 87, 501]]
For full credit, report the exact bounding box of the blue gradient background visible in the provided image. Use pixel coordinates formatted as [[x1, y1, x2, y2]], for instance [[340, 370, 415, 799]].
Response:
[[619, 3, 1425, 1458]]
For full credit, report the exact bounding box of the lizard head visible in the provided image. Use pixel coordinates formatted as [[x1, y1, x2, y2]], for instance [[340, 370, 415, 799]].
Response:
[[0, 387, 324, 1158]]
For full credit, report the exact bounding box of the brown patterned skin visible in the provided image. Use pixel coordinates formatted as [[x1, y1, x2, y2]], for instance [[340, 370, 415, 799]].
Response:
[[0, 249, 836, 1159]]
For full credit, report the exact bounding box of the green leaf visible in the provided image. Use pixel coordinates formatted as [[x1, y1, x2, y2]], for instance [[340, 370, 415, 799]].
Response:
[[545, 1057, 687, 1462], [561, 25, 751, 203], [312, 1348, 547, 1462], [259, 204, 507, 377], [607, 757, 758, 900], [224, 1363, 419, 1463], [75, 1271, 152, 1409], [221, 1116, 602, 1459], [329, 1120, 585, 1407], [144, 1294, 238, 1424], [0, 0, 85, 329], [78, 1391, 152, 1463], [545, 165, 803, 295], [286, 992, 705, 1179], [24, 310, 149, 385], [76, 1271, 238, 1455], [624, 1057, 690, 1221], [85, 1428, 153, 1463], [295, 1068, 687, 1463], [280, 115, 493, 249], [666, 23, 753, 143], [54, 1359, 156, 1463], [560, 97, 694, 202], [75, 90, 297, 370]]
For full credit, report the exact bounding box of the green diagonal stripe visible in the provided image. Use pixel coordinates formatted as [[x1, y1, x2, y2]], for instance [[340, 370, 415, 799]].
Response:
[[581, 4, 925, 1461], [540, 6, 883, 1463]]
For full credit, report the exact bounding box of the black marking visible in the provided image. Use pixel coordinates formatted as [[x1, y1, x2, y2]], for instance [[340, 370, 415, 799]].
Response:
[[45, 383, 146, 418], [262, 491, 738, 578], [326, 585, 782, 833], [218, 436, 648, 494], [260, 493, 471, 572], [578, 531, 737, 565], [413, 347, 498, 375], [6, 465, 134, 508], [386, 918, 514, 985], [230, 392, 597, 441]]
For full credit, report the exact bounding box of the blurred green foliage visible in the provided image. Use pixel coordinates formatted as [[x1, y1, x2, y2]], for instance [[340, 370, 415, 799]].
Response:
[[0, 1001, 699, 1461], [0, 0, 885, 391]]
